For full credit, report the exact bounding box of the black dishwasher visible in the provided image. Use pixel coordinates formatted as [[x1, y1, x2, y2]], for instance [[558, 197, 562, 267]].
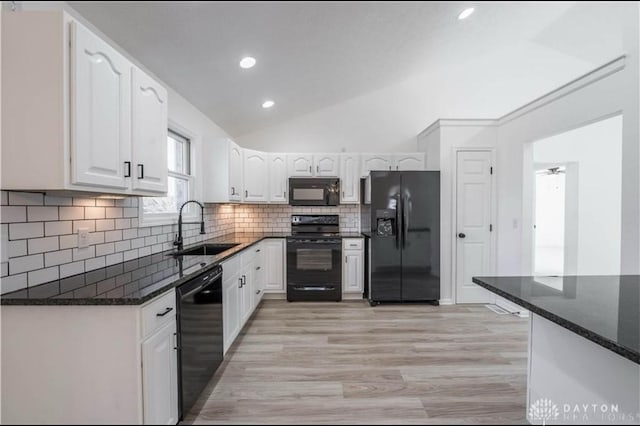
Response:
[[176, 264, 223, 420]]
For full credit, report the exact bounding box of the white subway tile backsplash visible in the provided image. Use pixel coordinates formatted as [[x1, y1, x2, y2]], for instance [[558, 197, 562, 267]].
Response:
[[28, 266, 59, 286], [9, 254, 44, 274], [122, 228, 138, 240], [95, 199, 115, 207], [105, 207, 123, 218], [45, 221, 72, 236], [105, 230, 123, 243], [145, 236, 158, 246], [89, 232, 105, 245], [8, 240, 27, 258], [45, 249, 72, 267], [138, 246, 151, 257], [115, 198, 133, 207], [123, 208, 137, 218], [131, 237, 145, 249], [138, 227, 151, 237], [1, 262, 8, 277], [96, 242, 115, 257], [114, 240, 131, 253], [73, 246, 95, 261], [28, 236, 59, 254], [8, 192, 43, 206], [59, 234, 78, 250], [85, 207, 106, 220], [95, 219, 115, 232], [1, 191, 7, 205], [85, 256, 106, 271], [45, 195, 73, 206], [1, 206, 27, 223], [60, 261, 85, 278], [9, 222, 44, 240], [73, 220, 96, 233], [60, 206, 84, 221], [115, 218, 131, 229], [123, 249, 138, 261], [1, 273, 27, 293], [106, 252, 123, 266], [27, 206, 59, 222], [73, 198, 96, 207]]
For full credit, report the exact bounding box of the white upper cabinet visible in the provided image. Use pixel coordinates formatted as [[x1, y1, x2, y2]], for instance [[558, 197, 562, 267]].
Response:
[[268, 154, 288, 203], [2, 13, 169, 196], [287, 154, 314, 177], [340, 154, 360, 204], [313, 154, 340, 177], [131, 67, 168, 193], [361, 154, 393, 176], [243, 149, 269, 202], [229, 141, 243, 201], [70, 21, 131, 189], [393, 153, 425, 171]]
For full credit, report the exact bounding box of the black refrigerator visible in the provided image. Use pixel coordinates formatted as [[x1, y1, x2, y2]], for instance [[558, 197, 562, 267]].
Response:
[[368, 171, 440, 305]]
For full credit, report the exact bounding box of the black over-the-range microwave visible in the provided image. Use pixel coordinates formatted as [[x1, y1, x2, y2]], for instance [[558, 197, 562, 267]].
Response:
[[288, 178, 340, 206]]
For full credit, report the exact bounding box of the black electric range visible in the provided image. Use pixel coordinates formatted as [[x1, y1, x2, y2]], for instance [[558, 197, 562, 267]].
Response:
[[286, 215, 342, 302]]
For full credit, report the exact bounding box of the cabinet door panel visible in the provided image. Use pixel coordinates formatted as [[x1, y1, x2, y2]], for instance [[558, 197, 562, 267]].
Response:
[[361, 155, 392, 177], [340, 154, 360, 203], [132, 67, 168, 193], [223, 273, 241, 353], [269, 154, 288, 203], [70, 21, 131, 189], [229, 142, 243, 201], [264, 239, 286, 293], [394, 154, 425, 171], [240, 263, 254, 324], [142, 321, 178, 425], [287, 154, 313, 177], [343, 250, 364, 293], [314, 154, 339, 177], [243, 150, 268, 202]]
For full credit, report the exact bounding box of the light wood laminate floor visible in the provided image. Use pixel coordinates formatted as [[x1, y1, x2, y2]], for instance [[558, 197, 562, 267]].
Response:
[[183, 300, 528, 425]]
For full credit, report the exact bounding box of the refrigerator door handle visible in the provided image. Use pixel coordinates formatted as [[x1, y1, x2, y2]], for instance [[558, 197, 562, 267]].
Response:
[[396, 193, 402, 249], [402, 195, 409, 249]]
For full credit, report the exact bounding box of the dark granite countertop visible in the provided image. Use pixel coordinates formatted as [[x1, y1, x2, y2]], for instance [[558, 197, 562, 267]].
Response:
[[0, 231, 369, 306], [473, 275, 639, 364], [0, 233, 288, 306]]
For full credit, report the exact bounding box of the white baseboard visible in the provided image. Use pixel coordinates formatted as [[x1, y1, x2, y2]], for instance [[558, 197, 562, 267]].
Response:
[[342, 293, 364, 300], [262, 293, 286, 300], [439, 298, 454, 305]]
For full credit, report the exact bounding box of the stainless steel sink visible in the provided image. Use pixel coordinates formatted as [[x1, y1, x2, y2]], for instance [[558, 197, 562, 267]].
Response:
[[171, 243, 239, 256]]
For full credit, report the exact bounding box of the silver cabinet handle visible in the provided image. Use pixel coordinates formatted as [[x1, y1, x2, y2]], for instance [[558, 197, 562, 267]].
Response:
[[231, 186, 236, 195], [388, 165, 392, 170], [316, 165, 319, 173], [157, 307, 173, 317], [245, 190, 248, 197], [345, 256, 348, 263], [256, 249, 261, 252], [138, 164, 144, 179], [238, 277, 243, 288], [124, 161, 131, 178], [309, 165, 312, 173], [396, 165, 399, 171], [173, 332, 178, 350]]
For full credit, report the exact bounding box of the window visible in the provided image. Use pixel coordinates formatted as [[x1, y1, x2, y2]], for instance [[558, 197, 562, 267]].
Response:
[[141, 130, 194, 224]]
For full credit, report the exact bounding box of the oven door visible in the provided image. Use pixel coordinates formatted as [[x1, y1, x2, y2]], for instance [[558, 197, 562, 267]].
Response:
[[287, 239, 342, 300]]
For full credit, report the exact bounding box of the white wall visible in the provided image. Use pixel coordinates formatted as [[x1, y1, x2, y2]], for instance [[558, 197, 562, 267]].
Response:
[[533, 116, 623, 276], [418, 122, 498, 304]]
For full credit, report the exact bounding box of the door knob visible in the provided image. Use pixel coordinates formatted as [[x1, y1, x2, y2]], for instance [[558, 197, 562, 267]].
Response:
[[458, 233, 466, 238]]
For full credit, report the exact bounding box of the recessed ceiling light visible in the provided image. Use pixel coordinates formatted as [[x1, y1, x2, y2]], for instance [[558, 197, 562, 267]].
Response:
[[262, 100, 275, 109], [458, 7, 475, 20], [239, 56, 256, 69]]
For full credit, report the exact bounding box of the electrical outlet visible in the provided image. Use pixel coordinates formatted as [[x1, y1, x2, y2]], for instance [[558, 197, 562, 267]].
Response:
[[78, 228, 90, 248]]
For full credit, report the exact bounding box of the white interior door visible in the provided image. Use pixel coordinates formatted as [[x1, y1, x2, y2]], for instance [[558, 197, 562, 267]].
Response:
[[455, 150, 494, 304], [70, 21, 131, 189]]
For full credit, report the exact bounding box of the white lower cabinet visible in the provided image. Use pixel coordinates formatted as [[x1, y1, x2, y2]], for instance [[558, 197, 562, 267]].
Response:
[[342, 238, 364, 295], [222, 244, 266, 354], [142, 321, 179, 425], [263, 239, 286, 293]]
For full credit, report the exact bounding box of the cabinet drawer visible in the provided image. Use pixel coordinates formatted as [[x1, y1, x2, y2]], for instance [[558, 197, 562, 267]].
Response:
[[242, 243, 262, 266], [343, 239, 363, 250], [222, 254, 241, 278], [141, 290, 176, 338]]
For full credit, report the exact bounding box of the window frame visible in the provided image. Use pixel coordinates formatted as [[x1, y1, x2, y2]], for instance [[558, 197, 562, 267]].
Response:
[[138, 121, 200, 227]]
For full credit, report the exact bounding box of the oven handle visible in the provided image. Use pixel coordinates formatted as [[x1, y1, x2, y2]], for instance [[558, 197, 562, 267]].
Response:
[[287, 239, 342, 244]]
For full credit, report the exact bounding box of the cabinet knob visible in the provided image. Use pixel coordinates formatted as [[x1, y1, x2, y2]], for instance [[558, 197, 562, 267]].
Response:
[[256, 290, 261, 295], [458, 233, 466, 239]]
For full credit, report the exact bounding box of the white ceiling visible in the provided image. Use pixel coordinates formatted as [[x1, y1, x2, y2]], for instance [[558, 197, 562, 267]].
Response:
[[66, 1, 625, 138]]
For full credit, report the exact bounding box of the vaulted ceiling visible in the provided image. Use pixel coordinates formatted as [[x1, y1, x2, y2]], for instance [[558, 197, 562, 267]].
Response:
[[67, 1, 627, 138]]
